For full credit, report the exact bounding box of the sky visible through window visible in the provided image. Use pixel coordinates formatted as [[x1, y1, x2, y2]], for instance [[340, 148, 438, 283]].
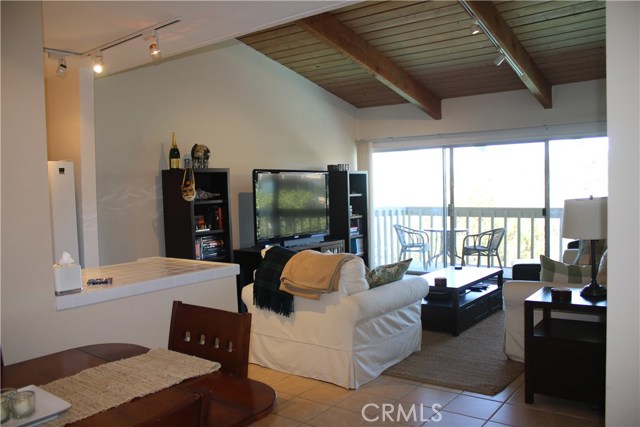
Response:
[[372, 137, 608, 209]]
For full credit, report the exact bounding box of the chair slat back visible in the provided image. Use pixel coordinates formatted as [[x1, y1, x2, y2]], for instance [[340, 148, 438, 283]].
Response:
[[394, 224, 426, 245], [168, 301, 252, 377], [488, 228, 506, 251]]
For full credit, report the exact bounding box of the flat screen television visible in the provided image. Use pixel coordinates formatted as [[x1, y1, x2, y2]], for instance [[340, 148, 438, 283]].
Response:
[[253, 169, 330, 247]]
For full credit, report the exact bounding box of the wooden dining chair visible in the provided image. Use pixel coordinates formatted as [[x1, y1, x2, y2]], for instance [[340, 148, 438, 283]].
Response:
[[168, 301, 252, 378]]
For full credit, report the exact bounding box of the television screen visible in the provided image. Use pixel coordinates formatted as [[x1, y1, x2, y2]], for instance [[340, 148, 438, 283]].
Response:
[[253, 170, 330, 247]]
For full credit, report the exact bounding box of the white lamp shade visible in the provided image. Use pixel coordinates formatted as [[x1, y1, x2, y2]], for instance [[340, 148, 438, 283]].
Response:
[[561, 197, 607, 240]]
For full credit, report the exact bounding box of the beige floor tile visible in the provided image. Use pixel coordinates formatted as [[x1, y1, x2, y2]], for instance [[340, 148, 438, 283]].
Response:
[[274, 391, 296, 408], [271, 375, 325, 396], [249, 364, 291, 385], [250, 412, 304, 427], [273, 396, 331, 423], [546, 412, 606, 427], [507, 385, 605, 421], [361, 377, 418, 400], [443, 395, 503, 420], [299, 381, 354, 406], [335, 389, 396, 417], [482, 421, 513, 427], [306, 406, 368, 427], [489, 403, 553, 427], [399, 385, 459, 408], [426, 410, 485, 426]]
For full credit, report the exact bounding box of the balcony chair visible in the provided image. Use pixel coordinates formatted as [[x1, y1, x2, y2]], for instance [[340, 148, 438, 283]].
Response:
[[461, 227, 506, 268], [393, 224, 433, 270], [168, 300, 252, 377]]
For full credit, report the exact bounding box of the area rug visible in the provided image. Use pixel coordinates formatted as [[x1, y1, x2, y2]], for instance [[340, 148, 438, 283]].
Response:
[[384, 311, 523, 396]]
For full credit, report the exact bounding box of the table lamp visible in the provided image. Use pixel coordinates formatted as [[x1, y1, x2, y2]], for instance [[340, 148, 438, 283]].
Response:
[[561, 196, 607, 299]]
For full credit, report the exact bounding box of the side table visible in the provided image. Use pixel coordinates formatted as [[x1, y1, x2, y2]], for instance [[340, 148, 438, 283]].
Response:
[[524, 287, 606, 406]]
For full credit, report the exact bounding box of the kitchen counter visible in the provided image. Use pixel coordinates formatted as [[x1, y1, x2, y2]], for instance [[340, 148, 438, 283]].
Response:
[[56, 257, 239, 311]]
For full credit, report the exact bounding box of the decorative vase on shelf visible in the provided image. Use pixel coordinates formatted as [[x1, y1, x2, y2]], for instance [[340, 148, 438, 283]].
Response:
[[181, 158, 196, 202], [191, 144, 211, 169]]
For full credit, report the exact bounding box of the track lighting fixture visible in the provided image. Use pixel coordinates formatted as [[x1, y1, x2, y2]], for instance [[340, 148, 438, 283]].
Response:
[[147, 30, 161, 58], [93, 55, 104, 74], [494, 52, 506, 67], [44, 17, 180, 76], [56, 58, 67, 78], [470, 20, 481, 35]]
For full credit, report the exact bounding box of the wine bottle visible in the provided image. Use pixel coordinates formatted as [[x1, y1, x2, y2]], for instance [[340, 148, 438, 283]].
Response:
[[169, 132, 181, 169]]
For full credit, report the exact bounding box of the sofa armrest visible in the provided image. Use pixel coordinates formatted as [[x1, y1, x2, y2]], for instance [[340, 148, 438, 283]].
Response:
[[503, 280, 554, 305], [345, 276, 429, 322]]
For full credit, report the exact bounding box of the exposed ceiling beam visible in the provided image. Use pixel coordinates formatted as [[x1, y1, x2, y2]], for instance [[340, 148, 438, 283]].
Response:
[[297, 13, 442, 119], [460, 0, 552, 109]]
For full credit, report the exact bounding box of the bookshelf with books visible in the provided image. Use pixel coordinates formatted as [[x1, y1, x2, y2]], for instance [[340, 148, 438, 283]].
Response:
[[162, 168, 232, 263]]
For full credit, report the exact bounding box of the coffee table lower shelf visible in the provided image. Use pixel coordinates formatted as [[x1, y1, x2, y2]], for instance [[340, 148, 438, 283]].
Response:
[[421, 285, 503, 336]]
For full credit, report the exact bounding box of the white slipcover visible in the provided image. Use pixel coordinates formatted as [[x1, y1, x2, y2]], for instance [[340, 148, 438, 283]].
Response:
[[504, 250, 603, 362], [241, 265, 429, 389]]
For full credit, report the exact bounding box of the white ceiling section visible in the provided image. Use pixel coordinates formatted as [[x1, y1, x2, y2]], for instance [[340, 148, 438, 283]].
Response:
[[42, 1, 356, 76]]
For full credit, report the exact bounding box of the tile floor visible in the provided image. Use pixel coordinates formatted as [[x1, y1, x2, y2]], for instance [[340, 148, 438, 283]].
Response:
[[247, 364, 605, 427]]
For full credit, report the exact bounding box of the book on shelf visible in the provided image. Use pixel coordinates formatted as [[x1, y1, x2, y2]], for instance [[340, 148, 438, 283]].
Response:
[[195, 236, 225, 260]]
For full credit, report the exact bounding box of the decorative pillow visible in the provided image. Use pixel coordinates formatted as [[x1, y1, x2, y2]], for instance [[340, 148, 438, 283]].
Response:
[[596, 249, 607, 286], [573, 239, 607, 265], [539, 254, 591, 284], [339, 257, 369, 296], [366, 258, 412, 288]]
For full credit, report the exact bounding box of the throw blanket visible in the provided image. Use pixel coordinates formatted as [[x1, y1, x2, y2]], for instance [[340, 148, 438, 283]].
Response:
[[280, 250, 356, 300], [253, 246, 297, 316]]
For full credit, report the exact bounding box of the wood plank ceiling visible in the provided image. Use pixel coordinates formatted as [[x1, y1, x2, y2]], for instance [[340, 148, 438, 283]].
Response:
[[238, 0, 606, 120]]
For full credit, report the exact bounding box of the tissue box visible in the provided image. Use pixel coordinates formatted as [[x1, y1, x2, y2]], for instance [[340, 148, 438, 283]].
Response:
[[54, 264, 82, 295]]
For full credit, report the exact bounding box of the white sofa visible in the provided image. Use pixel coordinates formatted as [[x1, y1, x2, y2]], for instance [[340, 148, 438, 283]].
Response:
[[241, 257, 429, 389], [503, 249, 605, 362]]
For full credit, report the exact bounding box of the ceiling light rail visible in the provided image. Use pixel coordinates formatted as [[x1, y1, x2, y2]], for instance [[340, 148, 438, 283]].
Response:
[[43, 17, 181, 75], [458, 0, 550, 108]]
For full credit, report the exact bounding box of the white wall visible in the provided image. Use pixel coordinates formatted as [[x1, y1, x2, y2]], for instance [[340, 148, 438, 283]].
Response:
[[605, 2, 640, 426], [93, 40, 359, 265], [357, 79, 606, 144]]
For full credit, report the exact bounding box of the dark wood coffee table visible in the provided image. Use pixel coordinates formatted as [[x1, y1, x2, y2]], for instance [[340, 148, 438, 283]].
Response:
[[421, 266, 503, 336]]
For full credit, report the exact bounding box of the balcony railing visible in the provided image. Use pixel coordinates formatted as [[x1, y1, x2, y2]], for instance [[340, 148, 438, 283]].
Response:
[[371, 206, 565, 271]]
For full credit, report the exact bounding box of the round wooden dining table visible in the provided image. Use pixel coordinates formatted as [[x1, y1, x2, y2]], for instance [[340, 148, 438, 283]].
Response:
[[1, 343, 275, 427]]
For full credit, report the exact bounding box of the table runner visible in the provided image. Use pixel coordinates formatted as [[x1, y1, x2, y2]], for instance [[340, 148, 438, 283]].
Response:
[[40, 348, 220, 427]]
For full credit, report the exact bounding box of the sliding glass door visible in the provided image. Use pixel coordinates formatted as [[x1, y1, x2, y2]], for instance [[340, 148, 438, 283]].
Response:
[[371, 148, 446, 273], [549, 137, 608, 259], [370, 137, 608, 273], [452, 143, 545, 267]]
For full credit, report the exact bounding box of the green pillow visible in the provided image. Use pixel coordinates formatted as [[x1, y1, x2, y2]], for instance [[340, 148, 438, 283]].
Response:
[[366, 258, 412, 288], [540, 255, 591, 284]]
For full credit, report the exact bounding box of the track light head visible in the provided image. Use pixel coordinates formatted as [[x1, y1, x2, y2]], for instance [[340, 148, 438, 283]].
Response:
[[93, 55, 104, 74], [56, 58, 67, 78], [145, 30, 161, 59], [494, 52, 506, 67], [470, 20, 481, 35]]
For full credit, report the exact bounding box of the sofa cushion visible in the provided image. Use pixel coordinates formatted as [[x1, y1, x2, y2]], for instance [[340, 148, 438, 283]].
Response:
[[339, 257, 369, 296], [366, 258, 412, 288], [539, 254, 591, 284], [573, 239, 607, 265]]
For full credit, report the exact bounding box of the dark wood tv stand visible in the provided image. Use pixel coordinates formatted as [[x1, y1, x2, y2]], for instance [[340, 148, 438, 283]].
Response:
[[233, 239, 345, 312]]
